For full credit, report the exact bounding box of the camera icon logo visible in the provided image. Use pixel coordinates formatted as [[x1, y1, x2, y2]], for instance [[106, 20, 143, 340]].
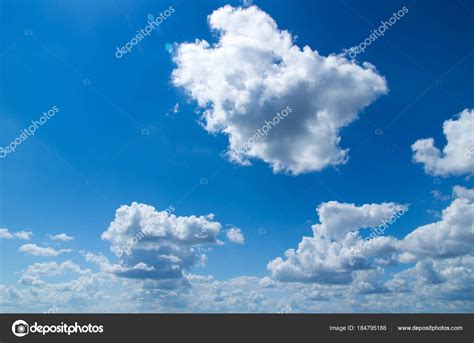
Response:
[[12, 320, 29, 337]]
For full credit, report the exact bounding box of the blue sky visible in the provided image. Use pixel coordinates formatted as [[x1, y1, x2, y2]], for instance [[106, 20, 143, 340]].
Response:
[[0, 0, 473, 312]]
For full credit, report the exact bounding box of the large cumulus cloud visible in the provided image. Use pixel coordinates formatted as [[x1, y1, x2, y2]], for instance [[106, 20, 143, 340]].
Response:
[[172, 5, 387, 174], [101, 202, 222, 280], [267, 201, 405, 283], [268, 187, 473, 284], [398, 190, 474, 262]]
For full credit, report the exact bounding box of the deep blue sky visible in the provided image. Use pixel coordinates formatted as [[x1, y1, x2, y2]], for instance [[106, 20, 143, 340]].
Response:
[[0, 0, 472, 301]]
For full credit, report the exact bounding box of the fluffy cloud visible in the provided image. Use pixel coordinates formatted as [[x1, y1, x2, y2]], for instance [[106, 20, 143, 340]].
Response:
[[226, 227, 245, 244], [267, 231, 369, 284], [453, 185, 474, 200], [18, 261, 90, 287], [0, 228, 13, 239], [313, 201, 406, 240], [398, 190, 474, 262], [18, 244, 71, 257], [47, 233, 74, 241], [22, 261, 89, 277], [268, 187, 473, 284], [14, 230, 33, 240], [267, 200, 405, 283], [0, 272, 117, 312], [0, 228, 32, 240], [351, 268, 388, 294], [412, 108, 474, 176], [101, 202, 222, 281], [386, 256, 474, 303], [172, 5, 387, 174]]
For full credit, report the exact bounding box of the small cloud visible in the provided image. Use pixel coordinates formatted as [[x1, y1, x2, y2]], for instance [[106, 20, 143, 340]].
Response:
[[166, 103, 180, 117], [47, 233, 74, 241], [14, 230, 33, 240], [0, 228, 32, 240], [171, 103, 180, 114], [226, 227, 245, 244], [430, 190, 450, 201], [426, 209, 441, 218], [0, 228, 14, 239], [19, 244, 71, 257]]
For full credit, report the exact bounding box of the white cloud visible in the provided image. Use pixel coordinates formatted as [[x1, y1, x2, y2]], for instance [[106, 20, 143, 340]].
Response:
[[386, 256, 474, 303], [0, 228, 13, 239], [226, 227, 245, 244], [0, 228, 32, 240], [2, 195, 472, 313], [398, 193, 474, 262], [47, 233, 74, 241], [267, 200, 407, 284], [22, 261, 89, 277], [312, 201, 405, 240], [351, 267, 388, 294], [166, 103, 180, 116], [172, 5, 387, 175], [431, 189, 451, 201], [2, 255, 473, 312], [18, 261, 90, 287], [18, 244, 71, 257], [452, 185, 474, 200], [268, 187, 473, 284], [412, 108, 474, 177], [184, 276, 270, 312], [14, 230, 33, 240], [266, 229, 390, 284], [83, 252, 125, 274], [0, 271, 117, 312], [101, 202, 222, 280], [258, 276, 276, 288]]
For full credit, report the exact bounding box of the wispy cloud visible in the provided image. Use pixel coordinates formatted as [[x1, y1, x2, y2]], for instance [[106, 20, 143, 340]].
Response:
[[47, 233, 74, 241], [18, 244, 71, 257], [0, 228, 32, 240]]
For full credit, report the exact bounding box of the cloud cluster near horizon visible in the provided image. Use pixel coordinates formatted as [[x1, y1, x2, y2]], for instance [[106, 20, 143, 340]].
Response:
[[267, 186, 473, 284]]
